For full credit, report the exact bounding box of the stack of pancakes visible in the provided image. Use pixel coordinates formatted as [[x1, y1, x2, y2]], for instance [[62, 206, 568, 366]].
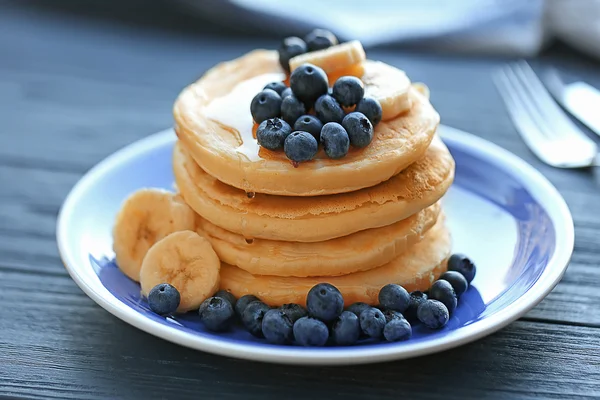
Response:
[[172, 50, 455, 307]]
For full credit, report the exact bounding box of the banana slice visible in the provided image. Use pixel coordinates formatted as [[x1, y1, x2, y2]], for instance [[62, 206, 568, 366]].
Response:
[[361, 60, 412, 121], [140, 230, 220, 313], [289, 40, 366, 74], [112, 189, 196, 282]]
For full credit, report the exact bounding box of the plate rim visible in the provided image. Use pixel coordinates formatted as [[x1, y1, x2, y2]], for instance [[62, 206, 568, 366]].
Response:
[[56, 125, 574, 365]]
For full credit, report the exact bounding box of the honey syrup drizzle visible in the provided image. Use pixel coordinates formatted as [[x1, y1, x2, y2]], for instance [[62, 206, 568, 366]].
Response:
[[204, 72, 285, 162]]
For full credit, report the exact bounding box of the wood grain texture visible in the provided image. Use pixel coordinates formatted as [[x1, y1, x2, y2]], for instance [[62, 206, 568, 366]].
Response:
[[2, 1, 600, 398]]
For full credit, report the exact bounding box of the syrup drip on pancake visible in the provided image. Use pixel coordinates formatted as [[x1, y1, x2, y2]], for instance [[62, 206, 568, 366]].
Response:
[[204, 72, 285, 162]]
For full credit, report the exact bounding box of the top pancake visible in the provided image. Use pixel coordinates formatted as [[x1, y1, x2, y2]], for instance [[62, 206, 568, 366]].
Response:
[[173, 49, 440, 196]]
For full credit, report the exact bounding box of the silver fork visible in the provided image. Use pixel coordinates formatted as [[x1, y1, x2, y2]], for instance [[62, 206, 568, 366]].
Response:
[[493, 61, 598, 168]]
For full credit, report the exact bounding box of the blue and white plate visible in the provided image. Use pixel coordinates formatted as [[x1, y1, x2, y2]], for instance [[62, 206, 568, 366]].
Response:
[[57, 125, 573, 365]]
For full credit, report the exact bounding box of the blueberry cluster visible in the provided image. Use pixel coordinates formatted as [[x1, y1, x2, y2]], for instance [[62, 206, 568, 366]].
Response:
[[146, 254, 476, 346], [278, 29, 339, 73], [251, 67, 383, 164]]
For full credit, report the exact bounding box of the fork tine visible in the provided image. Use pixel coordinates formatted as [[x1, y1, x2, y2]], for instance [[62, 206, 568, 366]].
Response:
[[493, 69, 551, 159], [502, 65, 562, 140], [512, 61, 594, 143]]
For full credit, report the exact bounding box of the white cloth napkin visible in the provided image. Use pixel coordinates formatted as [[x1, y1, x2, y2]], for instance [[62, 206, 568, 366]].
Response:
[[177, 0, 600, 59]]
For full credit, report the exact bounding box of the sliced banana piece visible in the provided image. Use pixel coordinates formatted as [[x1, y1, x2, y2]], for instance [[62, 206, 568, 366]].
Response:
[[140, 230, 220, 313], [289, 40, 366, 74], [112, 189, 196, 282], [361, 60, 412, 121]]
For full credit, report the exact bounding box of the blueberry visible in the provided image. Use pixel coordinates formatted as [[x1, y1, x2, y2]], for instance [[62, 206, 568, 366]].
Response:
[[331, 311, 360, 346], [241, 301, 270, 337], [315, 94, 344, 124], [256, 117, 292, 150], [448, 254, 477, 283], [293, 317, 329, 346], [263, 81, 287, 96], [440, 271, 469, 297], [304, 29, 338, 52], [294, 115, 323, 142], [290, 63, 328, 104], [381, 309, 403, 323], [235, 294, 260, 318], [199, 297, 235, 332], [262, 309, 294, 344], [284, 131, 318, 163], [359, 307, 386, 338], [148, 283, 180, 315], [332, 76, 364, 107], [378, 284, 410, 313], [346, 302, 370, 318], [250, 89, 282, 123], [306, 283, 344, 322], [384, 317, 412, 342], [213, 290, 237, 308], [281, 87, 293, 99], [355, 97, 383, 127], [342, 112, 374, 148], [279, 303, 308, 323], [429, 280, 457, 314], [320, 122, 349, 159], [280, 95, 306, 125], [278, 36, 307, 73], [417, 300, 449, 329], [404, 291, 428, 322]]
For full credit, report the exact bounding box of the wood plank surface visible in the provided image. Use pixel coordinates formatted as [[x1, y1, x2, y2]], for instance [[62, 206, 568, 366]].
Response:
[[1, 1, 600, 398]]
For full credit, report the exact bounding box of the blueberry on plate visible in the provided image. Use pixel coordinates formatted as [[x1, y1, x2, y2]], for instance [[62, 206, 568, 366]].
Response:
[[148, 283, 180, 315], [278, 36, 307, 73], [355, 96, 383, 127], [404, 291, 428, 322], [429, 279, 457, 314], [263, 81, 287, 96], [304, 28, 338, 52], [284, 131, 319, 163], [320, 122, 349, 159], [417, 299, 449, 329], [281, 87, 293, 100], [290, 63, 329, 104], [262, 309, 294, 344], [359, 307, 386, 338], [382, 309, 403, 323], [332, 76, 364, 107], [331, 311, 361, 346], [384, 317, 412, 342], [448, 254, 477, 283], [279, 303, 308, 323], [294, 115, 323, 142], [378, 283, 410, 313], [250, 89, 282, 124], [256, 117, 292, 150], [199, 297, 235, 332], [346, 302, 370, 318], [314, 94, 344, 124], [440, 271, 469, 297], [293, 317, 329, 346], [241, 301, 270, 337], [213, 289, 237, 308], [235, 294, 260, 318], [342, 112, 373, 148], [280, 95, 306, 125], [306, 283, 344, 322]]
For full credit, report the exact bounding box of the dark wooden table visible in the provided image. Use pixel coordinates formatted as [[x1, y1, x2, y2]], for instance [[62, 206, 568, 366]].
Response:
[[2, 2, 600, 399]]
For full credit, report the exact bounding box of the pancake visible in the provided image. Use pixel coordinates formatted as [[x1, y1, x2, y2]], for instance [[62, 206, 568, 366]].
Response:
[[219, 218, 451, 307], [196, 202, 440, 277], [173, 49, 439, 196], [173, 136, 454, 242]]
